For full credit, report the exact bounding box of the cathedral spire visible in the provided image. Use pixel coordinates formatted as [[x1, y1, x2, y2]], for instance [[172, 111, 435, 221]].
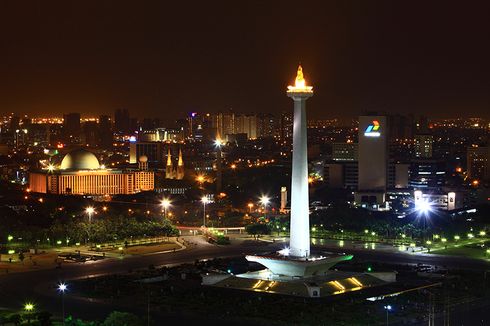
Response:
[[178, 148, 184, 167], [176, 147, 185, 180], [166, 147, 172, 166], [165, 147, 174, 179]]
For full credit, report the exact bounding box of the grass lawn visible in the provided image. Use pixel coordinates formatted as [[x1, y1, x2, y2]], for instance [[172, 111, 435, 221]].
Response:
[[430, 245, 488, 260], [116, 242, 180, 255]]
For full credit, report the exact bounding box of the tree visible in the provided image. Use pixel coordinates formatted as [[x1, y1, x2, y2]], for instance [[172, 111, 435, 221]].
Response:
[[246, 223, 271, 239], [101, 311, 142, 326]]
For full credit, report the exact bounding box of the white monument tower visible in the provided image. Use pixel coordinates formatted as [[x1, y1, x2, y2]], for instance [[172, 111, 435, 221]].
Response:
[[287, 65, 313, 257], [246, 65, 352, 277]]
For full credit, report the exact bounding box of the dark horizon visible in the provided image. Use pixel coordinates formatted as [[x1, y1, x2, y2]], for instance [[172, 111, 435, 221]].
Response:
[[1, 1, 489, 121]]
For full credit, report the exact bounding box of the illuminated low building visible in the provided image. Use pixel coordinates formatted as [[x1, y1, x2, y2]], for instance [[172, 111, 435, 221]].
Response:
[[29, 148, 154, 195]]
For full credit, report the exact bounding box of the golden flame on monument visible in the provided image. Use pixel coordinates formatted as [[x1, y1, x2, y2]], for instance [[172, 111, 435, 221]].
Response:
[[287, 64, 313, 93]]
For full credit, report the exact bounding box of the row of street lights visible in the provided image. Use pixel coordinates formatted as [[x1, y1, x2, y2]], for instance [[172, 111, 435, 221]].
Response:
[[24, 282, 68, 325], [81, 192, 271, 234], [160, 194, 270, 228]]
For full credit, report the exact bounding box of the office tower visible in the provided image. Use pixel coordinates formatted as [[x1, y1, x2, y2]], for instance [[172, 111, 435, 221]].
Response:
[[9, 116, 20, 132], [235, 114, 258, 139], [257, 113, 276, 138], [358, 116, 388, 191], [83, 121, 99, 147], [98, 115, 113, 149], [280, 111, 293, 140], [114, 109, 130, 134], [467, 145, 490, 182], [409, 159, 446, 190], [63, 113, 81, 144], [414, 134, 433, 158], [212, 111, 235, 139], [332, 142, 358, 161]]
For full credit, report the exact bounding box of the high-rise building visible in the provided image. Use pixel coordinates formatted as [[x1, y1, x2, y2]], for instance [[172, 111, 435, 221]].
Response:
[[415, 115, 429, 134], [332, 142, 358, 161], [27, 123, 49, 146], [114, 109, 130, 134], [98, 115, 113, 149], [48, 124, 64, 146], [186, 112, 198, 138], [235, 114, 258, 139], [280, 111, 293, 139], [63, 113, 81, 144], [409, 159, 446, 190], [212, 111, 235, 139], [358, 116, 388, 191], [9, 116, 20, 132], [83, 121, 99, 147], [129, 117, 139, 133], [388, 114, 413, 140], [467, 145, 490, 182], [355, 116, 388, 206], [414, 134, 433, 158], [142, 118, 161, 131], [129, 141, 164, 164], [257, 113, 276, 138], [14, 129, 28, 148], [138, 128, 182, 142]]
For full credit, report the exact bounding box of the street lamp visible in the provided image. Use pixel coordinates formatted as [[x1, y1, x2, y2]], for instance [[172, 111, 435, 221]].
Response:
[[201, 196, 209, 227], [58, 282, 68, 326], [247, 203, 254, 213], [259, 195, 270, 219], [214, 138, 224, 148], [85, 207, 95, 243], [214, 138, 223, 194], [161, 198, 171, 219], [24, 302, 35, 312], [415, 199, 432, 241], [384, 305, 392, 325], [85, 206, 95, 223], [196, 174, 205, 185]]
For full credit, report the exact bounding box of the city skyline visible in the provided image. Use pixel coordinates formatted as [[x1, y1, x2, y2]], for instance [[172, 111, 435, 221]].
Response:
[[1, 1, 490, 120], [0, 3, 489, 324]]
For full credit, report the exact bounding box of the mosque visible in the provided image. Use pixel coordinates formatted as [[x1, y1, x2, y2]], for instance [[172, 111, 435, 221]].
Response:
[[29, 148, 154, 195]]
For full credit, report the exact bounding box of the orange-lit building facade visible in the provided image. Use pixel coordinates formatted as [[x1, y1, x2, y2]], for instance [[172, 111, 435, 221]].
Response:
[[29, 148, 154, 195]]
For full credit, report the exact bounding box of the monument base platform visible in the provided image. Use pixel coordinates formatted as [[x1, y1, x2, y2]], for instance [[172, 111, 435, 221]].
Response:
[[202, 268, 394, 298], [245, 251, 353, 277]]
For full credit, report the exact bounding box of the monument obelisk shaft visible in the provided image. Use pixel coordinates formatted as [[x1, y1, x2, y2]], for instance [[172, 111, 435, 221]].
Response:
[[287, 65, 313, 258]]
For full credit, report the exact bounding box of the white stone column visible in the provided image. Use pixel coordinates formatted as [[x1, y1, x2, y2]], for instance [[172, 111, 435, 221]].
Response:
[[289, 94, 311, 257]]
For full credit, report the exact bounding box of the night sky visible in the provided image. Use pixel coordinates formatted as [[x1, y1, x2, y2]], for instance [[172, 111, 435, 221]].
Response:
[[1, 1, 489, 121]]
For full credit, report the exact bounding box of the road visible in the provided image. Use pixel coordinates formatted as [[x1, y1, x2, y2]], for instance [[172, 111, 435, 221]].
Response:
[[1, 236, 489, 323], [0, 236, 276, 321]]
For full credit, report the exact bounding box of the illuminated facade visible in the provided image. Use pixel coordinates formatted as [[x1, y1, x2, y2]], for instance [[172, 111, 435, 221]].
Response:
[[286, 64, 313, 258], [245, 65, 353, 277], [467, 145, 489, 182], [29, 148, 154, 195], [165, 147, 185, 180]]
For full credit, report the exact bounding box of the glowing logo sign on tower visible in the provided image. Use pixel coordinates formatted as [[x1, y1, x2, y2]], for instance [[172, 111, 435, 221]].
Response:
[[364, 120, 381, 137]]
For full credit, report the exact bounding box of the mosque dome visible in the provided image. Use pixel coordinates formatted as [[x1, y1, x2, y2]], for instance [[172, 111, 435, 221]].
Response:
[[60, 148, 100, 170]]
